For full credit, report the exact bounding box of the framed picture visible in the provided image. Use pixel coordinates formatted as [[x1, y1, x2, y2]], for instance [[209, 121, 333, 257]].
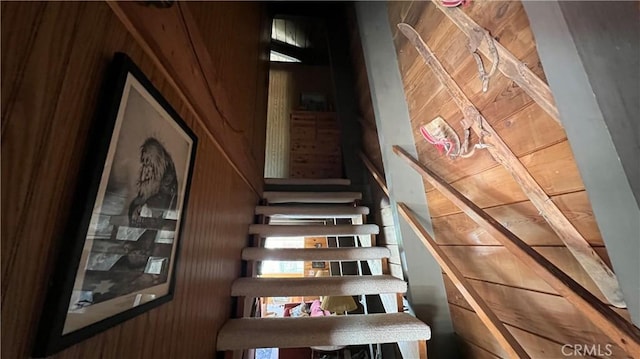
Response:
[[300, 92, 327, 111], [34, 53, 197, 357], [311, 261, 326, 269]]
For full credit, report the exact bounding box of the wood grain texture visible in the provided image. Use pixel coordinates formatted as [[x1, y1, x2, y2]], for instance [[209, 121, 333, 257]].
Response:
[[393, 146, 640, 353], [430, 0, 560, 124], [432, 191, 605, 246], [360, 151, 389, 196], [443, 275, 632, 358], [398, 204, 530, 358], [1, 2, 266, 357], [393, 1, 552, 189], [425, 140, 585, 218], [389, 1, 630, 357], [108, 1, 264, 194], [398, 24, 621, 305], [289, 111, 343, 178], [449, 304, 594, 359]]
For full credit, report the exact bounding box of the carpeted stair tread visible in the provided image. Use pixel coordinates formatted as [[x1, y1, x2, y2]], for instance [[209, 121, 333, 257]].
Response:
[[216, 313, 431, 350], [231, 275, 406, 297]]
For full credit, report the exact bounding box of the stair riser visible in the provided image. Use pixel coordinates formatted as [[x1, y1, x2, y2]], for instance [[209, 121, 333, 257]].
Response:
[[242, 247, 391, 262], [231, 276, 406, 297], [255, 205, 369, 219], [249, 224, 379, 237], [263, 192, 362, 204]]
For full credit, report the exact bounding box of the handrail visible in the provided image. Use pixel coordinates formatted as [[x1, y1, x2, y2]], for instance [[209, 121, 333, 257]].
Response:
[[393, 145, 640, 355], [398, 203, 530, 358]]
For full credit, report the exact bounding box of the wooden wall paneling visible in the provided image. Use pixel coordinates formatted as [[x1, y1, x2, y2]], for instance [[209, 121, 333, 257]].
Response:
[[394, 147, 639, 351], [432, 191, 605, 247], [433, 201, 563, 246], [392, 1, 558, 190], [109, 1, 263, 193], [425, 140, 586, 217], [520, 140, 585, 195], [460, 340, 502, 359], [490, 102, 566, 158], [431, 1, 559, 123], [425, 167, 523, 218], [441, 245, 613, 303], [387, 1, 414, 40], [449, 304, 576, 359], [552, 191, 604, 246], [251, 4, 272, 167], [2, 2, 265, 358], [442, 275, 632, 358], [450, 306, 506, 359], [398, 203, 530, 358], [0, 1, 46, 127], [185, 1, 262, 153], [2, 3, 108, 356]]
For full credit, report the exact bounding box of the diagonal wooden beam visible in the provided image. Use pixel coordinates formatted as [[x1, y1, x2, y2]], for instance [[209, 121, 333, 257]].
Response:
[[392, 145, 640, 355], [359, 151, 390, 196], [429, 0, 561, 125], [397, 22, 625, 309], [397, 203, 531, 358]]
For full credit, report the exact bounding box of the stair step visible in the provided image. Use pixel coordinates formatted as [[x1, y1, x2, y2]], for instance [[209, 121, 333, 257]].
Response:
[[217, 313, 431, 350], [231, 275, 406, 297], [263, 191, 362, 204], [255, 205, 369, 218], [249, 224, 379, 237], [265, 178, 351, 186], [242, 247, 390, 261]]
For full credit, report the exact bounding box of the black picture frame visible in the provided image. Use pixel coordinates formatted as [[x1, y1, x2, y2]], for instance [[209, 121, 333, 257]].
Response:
[[33, 52, 197, 357], [311, 261, 326, 269]]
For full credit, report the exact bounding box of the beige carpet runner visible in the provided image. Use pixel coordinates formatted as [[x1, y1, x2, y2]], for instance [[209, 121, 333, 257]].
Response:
[[217, 313, 431, 350]]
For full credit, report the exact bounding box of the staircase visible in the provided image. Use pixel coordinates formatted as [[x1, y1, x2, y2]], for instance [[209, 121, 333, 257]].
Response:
[[217, 179, 431, 358]]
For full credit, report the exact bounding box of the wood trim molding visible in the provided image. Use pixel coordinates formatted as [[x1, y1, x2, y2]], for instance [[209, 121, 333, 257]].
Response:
[[398, 203, 530, 358], [393, 145, 640, 355], [430, 0, 561, 125], [359, 151, 390, 196], [397, 23, 625, 309]]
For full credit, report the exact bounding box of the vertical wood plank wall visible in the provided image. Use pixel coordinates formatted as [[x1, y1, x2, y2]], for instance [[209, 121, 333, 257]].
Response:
[[264, 63, 336, 178], [386, 1, 633, 357], [265, 69, 294, 178], [1, 2, 269, 358]]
